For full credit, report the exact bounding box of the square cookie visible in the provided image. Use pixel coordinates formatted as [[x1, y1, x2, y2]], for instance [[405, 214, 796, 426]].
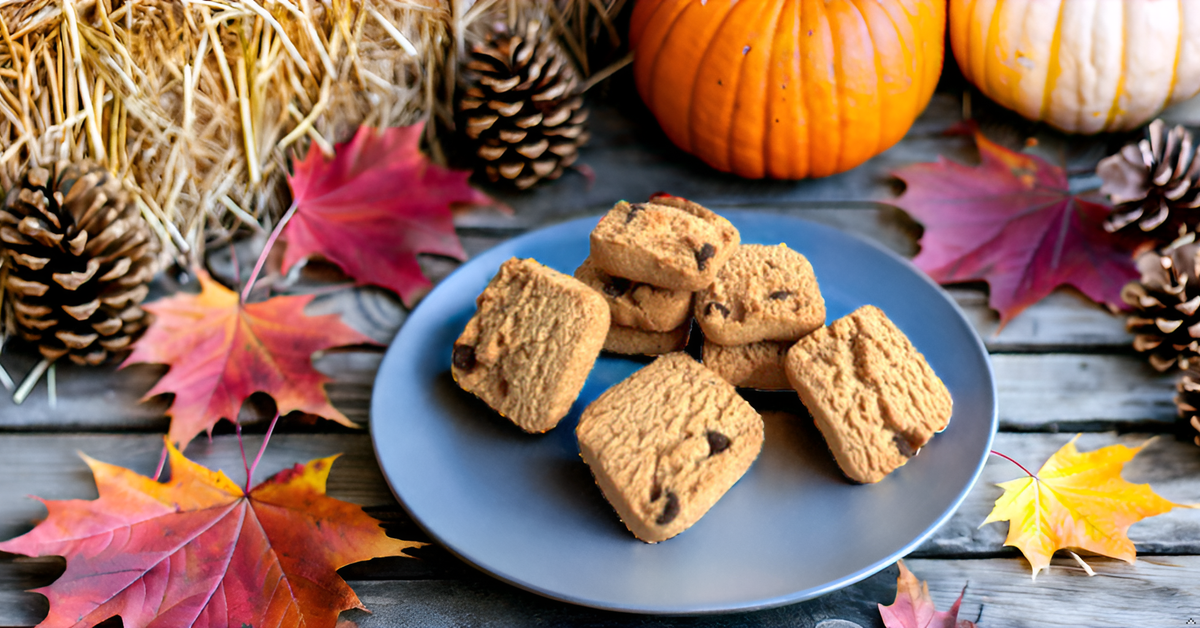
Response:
[[603, 322, 690, 356], [784, 305, 952, 483], [576, 352, 764, 543], [589, 198, 739, 291], [702, 339, 792, 390], [574, 256, 693, 331], [451, 257, 610, 433], [696, 243, 825, 345]]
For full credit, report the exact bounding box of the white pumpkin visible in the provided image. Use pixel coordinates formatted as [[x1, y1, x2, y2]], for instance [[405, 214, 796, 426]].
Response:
[[950, 0, 1200, 133]]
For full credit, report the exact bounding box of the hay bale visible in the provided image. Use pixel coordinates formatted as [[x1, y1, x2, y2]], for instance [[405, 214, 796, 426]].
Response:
[[0, 0, 449, 263]]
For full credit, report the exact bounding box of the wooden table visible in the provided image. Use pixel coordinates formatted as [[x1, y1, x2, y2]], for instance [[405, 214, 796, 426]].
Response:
[[3, 78, 1200, 627]]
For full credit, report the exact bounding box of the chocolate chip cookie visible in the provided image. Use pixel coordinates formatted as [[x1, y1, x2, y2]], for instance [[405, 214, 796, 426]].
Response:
[[784, 305, 952, 483], [696, 244, 825, 346], [702, 339, 792, 390], [451, 257, 610, 433], [589, 198, 739, 291], [604, 322, 691, 356], [576, 352, 764, 543], [574, 256, 693, 331]]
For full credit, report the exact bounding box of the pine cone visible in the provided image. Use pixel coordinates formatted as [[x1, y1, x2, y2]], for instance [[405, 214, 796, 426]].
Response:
[[1122, 232, 1200, 372], [456, 17, 590, 190], [1176, 368, 1200, 446], [1098, 119, 1200, 238], [0, 161, 157, 365]]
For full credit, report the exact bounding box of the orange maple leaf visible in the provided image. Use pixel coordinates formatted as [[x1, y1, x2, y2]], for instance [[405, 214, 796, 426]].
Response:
[[879, 560, 976, 628], [123, 270, 374, 448], [982, 436, 1185, 578], [0, 440, 420, 628]]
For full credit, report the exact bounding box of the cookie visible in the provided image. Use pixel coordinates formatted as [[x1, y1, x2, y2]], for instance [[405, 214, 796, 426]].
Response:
[[702, 339, 792, 390], [603, 322, 690, 356], [451, 257, 610, 433], [576, 352, 764, 543], [696, 243, 825, 346], [589, 198, 739, 291], [574, 256, 692, 331], [784, 305, 952, 484]]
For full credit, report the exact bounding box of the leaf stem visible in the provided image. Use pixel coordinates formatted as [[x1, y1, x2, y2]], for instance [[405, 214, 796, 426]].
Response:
[[246, 412, 281, 492], [236, 423, 249, 489], [229, 242, 241, 294], [153, 442, 168, 481], [241, 201, 299, 303], [990, 449, 1038, 478]]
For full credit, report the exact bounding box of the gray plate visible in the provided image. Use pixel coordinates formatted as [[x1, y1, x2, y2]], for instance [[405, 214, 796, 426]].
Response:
[[370, 212, 997, 614]]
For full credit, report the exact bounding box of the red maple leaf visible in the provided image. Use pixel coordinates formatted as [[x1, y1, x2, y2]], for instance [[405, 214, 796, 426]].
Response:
[[879, 561, 977, 628], [122, 270, 374, 449], [0, 440, 420, 628], [892, 129, 1141, 325], [282, 124, 490, 306]]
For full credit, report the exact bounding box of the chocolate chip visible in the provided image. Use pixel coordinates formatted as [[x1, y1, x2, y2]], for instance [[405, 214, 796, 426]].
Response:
[[893, 433, 920, 458], [625, 203, 644, 224], [705, 302, 730, 318], [695, 243, 716, 270], [603, 277, 631, 298], [656, 490, 679, 525], [706, 431, 730, 455], [768, 290, 792, 300], [649, 481, 661, 503], [452, 344, 476, 371]]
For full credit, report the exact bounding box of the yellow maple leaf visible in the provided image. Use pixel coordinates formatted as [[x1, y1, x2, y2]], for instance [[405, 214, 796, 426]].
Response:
[[982, 435, 1185, 579]]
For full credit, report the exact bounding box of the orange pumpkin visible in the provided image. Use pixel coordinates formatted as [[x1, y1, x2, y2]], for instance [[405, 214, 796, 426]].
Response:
[[950, 0, 1200, 134], [630, 0, 946, 179]]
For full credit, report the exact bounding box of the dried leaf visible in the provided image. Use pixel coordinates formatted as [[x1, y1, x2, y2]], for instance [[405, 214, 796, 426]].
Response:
[[282, 124, 491, 306], [892, 129, 1141, 325], [0, 440, 420, 628], [123, 270, 374, 449], [879, 560, 976, 628], [982, 436, 1183, 578]]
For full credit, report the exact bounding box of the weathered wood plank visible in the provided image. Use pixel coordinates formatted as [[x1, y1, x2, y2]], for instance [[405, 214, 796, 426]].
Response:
[[454, 95, 978, 233], [3, 349, 1165, 431], [906, 556, 1200, 628], [0, 561, 897, 628], [994, 354, 1176, 431], [336, 574, 897, 628], [4, 431, 1199, 563]]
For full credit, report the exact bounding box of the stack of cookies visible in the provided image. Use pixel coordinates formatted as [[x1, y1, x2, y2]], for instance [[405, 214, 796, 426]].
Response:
[[697, 244, 826, 389], [450, 195, 955, 544], [575, 196, 739, 356]]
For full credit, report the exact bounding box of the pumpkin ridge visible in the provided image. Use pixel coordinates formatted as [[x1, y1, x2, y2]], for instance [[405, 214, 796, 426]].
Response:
[[772, 0, 803, 178], [1165, 0, 1184, 109], [1102, 2, 1128, 132], [1037, 0, 1066, 124], [794, 0, 811, 178], [749, 0, 788, 179], [645, 0, 697, 146], [828, 2, 867, 174], [981, 0, 1004, 108], [690, 2, 746, 172], [860, 0, 900, 161], [870, 0, 916, 151]]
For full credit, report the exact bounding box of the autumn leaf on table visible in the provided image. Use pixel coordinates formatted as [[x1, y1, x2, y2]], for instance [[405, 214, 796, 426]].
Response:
[[879, 560, 976, 628], [983, 436, 1185, 578], [123, 270, 374, 449], [0, 440, 420, 628], [282, 123, 491, 307], [892, 129, 1142, 325]]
